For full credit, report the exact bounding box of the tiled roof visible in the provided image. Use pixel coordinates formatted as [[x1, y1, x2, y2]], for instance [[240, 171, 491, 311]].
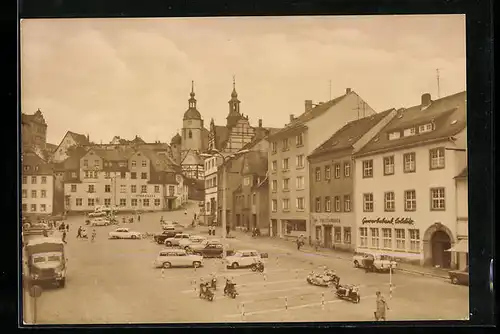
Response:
[[54, 147, 88, 171], [22, 152, 54, 175], [170, 133, 182, 144], [355, 91, 466, 156], [269, 94, 348, 140], [93, 147, 135, 161], [45, 143, 57, 152], [141, 149, 180, 173], [455, 167, 468, 179], [309, 108, 395, 158], [68, 131, 90, 146]]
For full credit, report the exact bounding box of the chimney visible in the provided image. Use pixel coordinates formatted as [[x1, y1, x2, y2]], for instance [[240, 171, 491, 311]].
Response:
[[258, 119, 262, 128], [346, 88, 352, 94], [86, 134, 90, 142], [421, 93, 432, 108], [290, 114, 295, 122], [305, 100, 313, 113]]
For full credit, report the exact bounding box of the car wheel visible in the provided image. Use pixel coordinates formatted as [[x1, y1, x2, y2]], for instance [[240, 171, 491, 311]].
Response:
[[193, 261, 201, 268], [131, 235, 137, 239], [354, 261, 359, 268], [452, 277, 459, 284], [231, 262, 239, 269], [163, 262, 171, 269], [59, 278, 66, 288], [165, 241, 172, 247]]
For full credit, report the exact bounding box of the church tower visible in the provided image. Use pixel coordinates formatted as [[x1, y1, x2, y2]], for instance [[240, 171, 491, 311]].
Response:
[[226, 76, 242, 128], [181, 81, 204, 153]]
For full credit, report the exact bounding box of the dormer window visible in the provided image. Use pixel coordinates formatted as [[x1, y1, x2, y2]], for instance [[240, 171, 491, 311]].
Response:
[[419, 123, 434, 134], [403, 127, 416, 137], [388, 132, 401, 140]]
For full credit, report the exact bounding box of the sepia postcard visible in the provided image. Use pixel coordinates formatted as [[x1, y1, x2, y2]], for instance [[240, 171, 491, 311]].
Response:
[[20, 15, 469, 324]]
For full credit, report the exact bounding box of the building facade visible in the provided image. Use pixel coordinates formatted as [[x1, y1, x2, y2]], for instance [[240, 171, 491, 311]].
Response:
[[21, 151, 54, 216], [52, 131, 90, 163], [353, 92, 467, 268], [268, 89, 376, 241], [203, 155, 223, 223], [454, 167, 468, 270], [21, 109, 48, 150], [308, 109, 397, 251]]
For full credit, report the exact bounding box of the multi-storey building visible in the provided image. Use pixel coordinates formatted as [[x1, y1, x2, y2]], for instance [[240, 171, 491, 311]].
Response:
[[52, 131, 90, 163], [21, 150, 54, 216], [453, 166, 468, 270], [268, 88, 376, 241], [308, 109, 397, 251], [203, 155, 224, 222], [233, 151, 269, 232], [353, 91, 467, 268], [21, 109, 48, 150]]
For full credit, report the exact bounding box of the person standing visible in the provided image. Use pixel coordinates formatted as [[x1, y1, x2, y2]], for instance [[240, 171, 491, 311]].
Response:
[[314, 237, 321, 251], [62, 230, 67, 244], [184, 209, 188, 216], [374, 291, 389, 321], [137, 214, 141, 222]]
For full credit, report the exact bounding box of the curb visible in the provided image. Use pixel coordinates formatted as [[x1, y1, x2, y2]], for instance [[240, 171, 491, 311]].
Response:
[[396, 267, 449, 280]]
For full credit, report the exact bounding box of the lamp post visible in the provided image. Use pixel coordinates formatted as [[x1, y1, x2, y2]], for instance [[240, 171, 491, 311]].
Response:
[[200, 148, 250, 260]]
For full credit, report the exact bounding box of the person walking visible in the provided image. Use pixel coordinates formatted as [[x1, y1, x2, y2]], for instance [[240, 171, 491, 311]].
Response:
[[77, 226, 82, 239], [374, 291, 390, 321], [62, 230, 67, 244], [137, 214, 141, 222], [91, 229, 97, 243], [314, 237, 321, 252]]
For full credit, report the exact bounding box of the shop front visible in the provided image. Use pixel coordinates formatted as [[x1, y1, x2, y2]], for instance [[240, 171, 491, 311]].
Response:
[[281, 219, 307, 239], [133, 193, 164, 212], [311, 213, 353, 251]]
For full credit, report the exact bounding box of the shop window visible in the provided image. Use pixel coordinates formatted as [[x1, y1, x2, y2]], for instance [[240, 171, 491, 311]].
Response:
[[343, 227, 351, 244], [409, 229, 420, 252], [370, 228, 380, 248], [359, 227, 368, 247], [395, 229, 406, 250], [382, 228, 392, 249]]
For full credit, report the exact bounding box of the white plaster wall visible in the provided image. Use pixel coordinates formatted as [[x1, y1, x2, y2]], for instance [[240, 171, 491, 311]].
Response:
[[22, 175, 54, 214]]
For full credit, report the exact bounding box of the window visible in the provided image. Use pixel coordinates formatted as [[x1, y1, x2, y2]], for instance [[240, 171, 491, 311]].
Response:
[[382, 228, 392, 249], [22, 189, 27, 198], [384, 192, 395, 211], [282, 199, 290, 211], [120, 171, 126, 179], [244, 177, 250, 186], [363, 193, 373, 212], [22, 176, 27, 184], [120, 185, 126, 193], [282, 138, 289, 151], [296, 155, 304, 168], [131, 172, 137, 179], [41, 176, 47, 184], [296, 133, 304, 146], [296, 197, 305, 210], [154, 185, 160, 193], [83, 159, 88, 167], [94, 160, 100, 167], [271, 160, 277, 172], [344, 162, 351, 177], [325, 166, 331, 180], [334, 164, 341, 179], [31, 176, 37, 184], [404, 190, 416, 211], [271, 199, 277, 212], [188, 130, 192, 138], [395, 229, 406, 250], [370, 228, 380, 248], [168, 186, 175, 196], [142, 160, 147, 167], [31, 204, 37, 212], [143, 199, 150, 207], [104, 172, 110, 179], [282, 158, 289, 170], [283, 178, 289, 191], [419, 123, 434, 133], [430, 147, 445, 169], [131, 199, 138, 207], [76, 198, 83, 206], [315, 167, 321, 181], [362, 160, 373, 178], [334, 227, 342, 243], [104, 198, 111, 206], [71, 172, 77, 178], [271, 142, 277, 154], [295, 176, 304, 190], [325, 196, 331, 212], [334, 196, 341, 212], [88, 198, 95, 207], [404, 127, 416, 136], [31, 190, 37, 198], [141, 185, 147, 194], [131, 185, 137, 193], [403, 152, 416, 173], [131, 160, 136, 167], [344, 195, 351, 212], [141, 172, 148, 179], [409, 229, 420, 252], [383, 156, 395, 175], [120, 199, 126, 207], [343, 227, 351, 244], [315, 197, 321, 212], [271, 180, 278, 192], [105, 185, 111, 193], [155, 199, 161, 206], [359, 227, 368, 247], [388, 131, 401, 140], [41, 190, 47, 198], [22, 204, 27, 211], [430, 187, 446, 210]]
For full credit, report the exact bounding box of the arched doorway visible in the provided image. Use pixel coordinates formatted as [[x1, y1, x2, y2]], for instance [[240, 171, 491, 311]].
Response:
[[431, 231, 452, 268]]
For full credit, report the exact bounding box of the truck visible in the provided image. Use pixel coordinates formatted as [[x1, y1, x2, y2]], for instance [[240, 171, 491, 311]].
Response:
[[24, 237, 67, 288]]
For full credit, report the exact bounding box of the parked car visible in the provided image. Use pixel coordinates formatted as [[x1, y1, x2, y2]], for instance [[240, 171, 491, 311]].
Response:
[[179, 235, 207, 248], [108, 228, 142, 239], [188, 241, 226, 258], [153, 249, 203, 269], [225, 250, 265, 269], [154, 230, 179, 244], [91, 218, 110, 227], [352, 252, 397, 272], [164, 233, 191, 247], [449, 266, 469, 285], [88, 211, 108, 218]]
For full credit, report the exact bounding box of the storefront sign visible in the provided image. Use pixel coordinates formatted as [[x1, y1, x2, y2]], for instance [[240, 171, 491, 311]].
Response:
[[134, 194, 158, 199], [313, 217, 341, 225], [362, 217, 414, 225]]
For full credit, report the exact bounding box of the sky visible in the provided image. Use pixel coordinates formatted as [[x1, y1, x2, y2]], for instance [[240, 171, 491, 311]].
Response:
[[20, 15, 466, 145]]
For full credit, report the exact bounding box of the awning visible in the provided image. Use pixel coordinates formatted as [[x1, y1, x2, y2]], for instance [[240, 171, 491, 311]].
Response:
[[446, 239, 468, 253]]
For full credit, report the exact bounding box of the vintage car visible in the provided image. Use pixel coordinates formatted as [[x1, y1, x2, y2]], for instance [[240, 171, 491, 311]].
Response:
[[108, 228, 142, 239], [161, 221, 183, 230], [178, 235, 207, 248], [164, 233, 191, 247], [449, 266, 469, 285], [352, 252, 397, 272], [225, 250, 266, 269], [153, 249, 203, 269], [91, 218, 110, 227], [187, 241, 226, 258], [88, 211, 108, 218], [306, 269, 340, 287], [154, 229, 178, 244]]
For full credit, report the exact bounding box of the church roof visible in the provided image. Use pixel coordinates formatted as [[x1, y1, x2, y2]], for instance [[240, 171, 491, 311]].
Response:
[[170, 133, 182, 144], [183, 108, 202, 120]]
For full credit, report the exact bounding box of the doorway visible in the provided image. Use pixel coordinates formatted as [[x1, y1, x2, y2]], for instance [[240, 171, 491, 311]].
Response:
[[252, 214, 257, 228], [271, 219, 278, 237], [324, 226, 332, 248], [431, 230, 452, 268], [166, 199, 173, 211]]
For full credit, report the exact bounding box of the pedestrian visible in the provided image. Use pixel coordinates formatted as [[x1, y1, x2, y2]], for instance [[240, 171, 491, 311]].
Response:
[[374, 291, 390, 321], [77, 226, 82, 239], [66, 224, 70, 232], [91, 229, 97, 243], [194, 213, 197, 221], [314, 237, 321, 251], [209, 225, 213, 236], [184, 209, 188, 215], [226, 225, 230, 237], [138, 214, 141, 222], [62, 230, 67, 244]]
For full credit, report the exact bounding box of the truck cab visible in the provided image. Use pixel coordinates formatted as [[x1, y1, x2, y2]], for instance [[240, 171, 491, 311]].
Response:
[[24, 237, 67, 288]]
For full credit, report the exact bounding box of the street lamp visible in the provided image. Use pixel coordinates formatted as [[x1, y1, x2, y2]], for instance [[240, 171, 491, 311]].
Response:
[[200, 148, 250, 260]]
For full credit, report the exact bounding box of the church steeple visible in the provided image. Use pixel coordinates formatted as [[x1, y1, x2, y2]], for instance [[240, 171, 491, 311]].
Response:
[[189, 80, 197, 109], [183, 80, 201, 120], [227, 75, 241, 127]]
